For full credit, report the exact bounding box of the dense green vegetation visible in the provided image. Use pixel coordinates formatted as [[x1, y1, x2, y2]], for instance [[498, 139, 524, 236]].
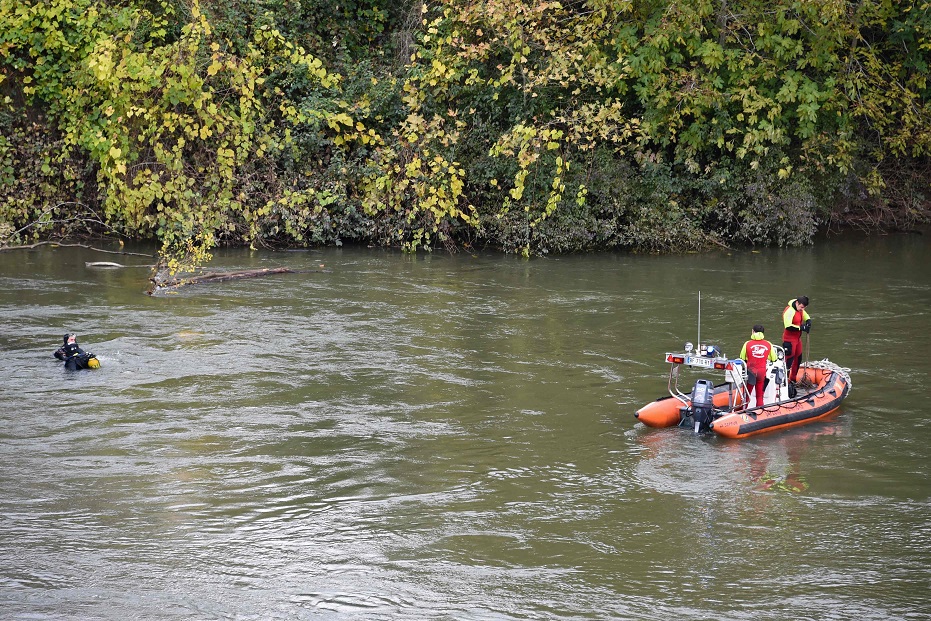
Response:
[[1, 0, 929, 269]]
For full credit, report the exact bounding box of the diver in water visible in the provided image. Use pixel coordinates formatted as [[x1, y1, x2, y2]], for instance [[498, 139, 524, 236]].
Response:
[[54, 333, 99, 370]]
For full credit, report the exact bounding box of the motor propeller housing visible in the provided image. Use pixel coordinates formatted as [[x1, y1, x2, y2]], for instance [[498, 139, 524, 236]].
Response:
[[687, 379, 716, 433]]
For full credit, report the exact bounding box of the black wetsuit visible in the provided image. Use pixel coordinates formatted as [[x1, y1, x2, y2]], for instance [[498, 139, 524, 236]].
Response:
[[54, 342, 92, 370]]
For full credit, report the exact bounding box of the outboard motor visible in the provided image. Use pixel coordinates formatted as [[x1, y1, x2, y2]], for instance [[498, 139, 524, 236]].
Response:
[[688, 379, 716, 433]]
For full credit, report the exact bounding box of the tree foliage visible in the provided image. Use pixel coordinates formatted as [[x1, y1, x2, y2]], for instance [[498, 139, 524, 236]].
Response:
[[1, 0, 929, 267]]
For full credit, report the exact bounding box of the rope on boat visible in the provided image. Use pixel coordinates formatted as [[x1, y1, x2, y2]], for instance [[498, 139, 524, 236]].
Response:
[[800, 359, 853, 390]]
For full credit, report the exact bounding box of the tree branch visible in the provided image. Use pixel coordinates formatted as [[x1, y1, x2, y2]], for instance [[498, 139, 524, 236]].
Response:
[[0, 241, 155, 258]]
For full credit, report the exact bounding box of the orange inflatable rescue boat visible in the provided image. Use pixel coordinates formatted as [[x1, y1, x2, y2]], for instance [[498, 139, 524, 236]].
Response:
[[634, 343, 851, 439]]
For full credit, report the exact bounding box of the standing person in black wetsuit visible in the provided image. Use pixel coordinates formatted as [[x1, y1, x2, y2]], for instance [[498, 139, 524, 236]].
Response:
[[54, 333, 98, 370]]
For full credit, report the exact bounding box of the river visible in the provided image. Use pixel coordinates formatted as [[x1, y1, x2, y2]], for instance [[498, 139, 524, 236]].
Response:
[[1, 236, 930, 620]]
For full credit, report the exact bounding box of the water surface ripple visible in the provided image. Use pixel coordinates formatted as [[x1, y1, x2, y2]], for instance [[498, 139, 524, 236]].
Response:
[[2, 240, 930, 620]]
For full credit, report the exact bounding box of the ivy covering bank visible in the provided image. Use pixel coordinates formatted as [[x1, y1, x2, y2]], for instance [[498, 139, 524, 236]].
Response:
[[1, 0, 929, 269]]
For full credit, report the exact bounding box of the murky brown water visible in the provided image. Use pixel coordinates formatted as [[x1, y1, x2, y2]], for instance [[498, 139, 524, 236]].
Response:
[[1, 236, 930, 620]]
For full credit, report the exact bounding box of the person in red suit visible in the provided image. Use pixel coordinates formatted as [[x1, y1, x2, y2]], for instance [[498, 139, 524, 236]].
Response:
[[740, 324, 777, 407], [781, 296, 811, 386]]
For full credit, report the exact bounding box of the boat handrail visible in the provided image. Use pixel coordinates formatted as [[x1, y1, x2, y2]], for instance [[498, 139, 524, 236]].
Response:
[[727, 359, 751, 410], [667, 361, 691, 407], [665, 352, 751, 410]]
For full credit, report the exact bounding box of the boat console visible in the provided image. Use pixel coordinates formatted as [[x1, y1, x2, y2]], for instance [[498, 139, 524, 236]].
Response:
[[663, 341, 789, 431]]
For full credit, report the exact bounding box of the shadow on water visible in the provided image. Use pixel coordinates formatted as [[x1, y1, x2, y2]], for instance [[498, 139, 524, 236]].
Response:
[[1, 239, 930, 620]]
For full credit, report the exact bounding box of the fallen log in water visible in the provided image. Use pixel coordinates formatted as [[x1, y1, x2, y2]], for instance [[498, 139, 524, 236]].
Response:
[[147, 267, 296, 295], [86, 261, 127, 268], [85, 261, 154, 268]]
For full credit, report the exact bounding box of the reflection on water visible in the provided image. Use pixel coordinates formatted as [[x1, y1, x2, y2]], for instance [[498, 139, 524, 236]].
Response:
[[1, 238, 931, 620]]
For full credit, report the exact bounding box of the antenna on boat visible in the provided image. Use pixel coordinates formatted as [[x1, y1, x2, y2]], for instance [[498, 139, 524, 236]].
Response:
[[697, 291, 701, 348]]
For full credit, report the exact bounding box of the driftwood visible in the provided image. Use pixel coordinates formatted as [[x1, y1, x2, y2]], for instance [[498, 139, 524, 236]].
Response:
[[87, 261, 125, 268], [86, 261, 155, 268], [147, 267, 296, 295]]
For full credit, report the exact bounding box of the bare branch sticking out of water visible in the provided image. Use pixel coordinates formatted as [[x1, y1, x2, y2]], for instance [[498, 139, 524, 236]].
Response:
[[147, 267, 299, 295]]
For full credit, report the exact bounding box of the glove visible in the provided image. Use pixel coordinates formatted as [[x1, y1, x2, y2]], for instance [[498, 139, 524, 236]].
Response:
[[801, 319, 811, 333]]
